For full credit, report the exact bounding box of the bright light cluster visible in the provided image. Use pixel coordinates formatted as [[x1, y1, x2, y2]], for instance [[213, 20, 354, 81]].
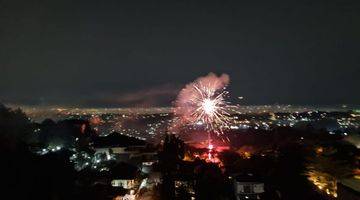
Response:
[[307, 170, 338, 198]]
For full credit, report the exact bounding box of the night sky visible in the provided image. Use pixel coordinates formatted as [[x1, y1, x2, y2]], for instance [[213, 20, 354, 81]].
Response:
[[1, 0, 359, 107]]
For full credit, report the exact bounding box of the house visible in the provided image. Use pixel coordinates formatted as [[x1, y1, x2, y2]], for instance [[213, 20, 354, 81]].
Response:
[[233, 173, 265, 200], [111, 179, 136, 189], [92, 132, 147, 161], [110, 162, 139, 190]]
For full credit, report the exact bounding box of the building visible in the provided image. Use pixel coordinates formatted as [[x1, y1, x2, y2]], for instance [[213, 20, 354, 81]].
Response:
[[92, 132, 147, 162], [233, 173, 265, 200]]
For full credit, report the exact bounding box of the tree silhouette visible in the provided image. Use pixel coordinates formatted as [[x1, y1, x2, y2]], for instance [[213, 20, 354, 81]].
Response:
[[0, 103, 31, 150], [159, 133, 185, 200]]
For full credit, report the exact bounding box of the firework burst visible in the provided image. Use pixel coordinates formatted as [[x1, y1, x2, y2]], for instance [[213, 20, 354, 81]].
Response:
[[189, 84, 230, 133], [173, 73, 231, 134]]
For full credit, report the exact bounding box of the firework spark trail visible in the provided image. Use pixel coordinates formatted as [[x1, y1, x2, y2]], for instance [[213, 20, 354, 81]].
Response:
[[172, 73, 232, 135]]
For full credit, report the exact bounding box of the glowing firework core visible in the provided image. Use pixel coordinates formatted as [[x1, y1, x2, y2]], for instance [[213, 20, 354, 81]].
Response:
[[202, 98, 216, 116]]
